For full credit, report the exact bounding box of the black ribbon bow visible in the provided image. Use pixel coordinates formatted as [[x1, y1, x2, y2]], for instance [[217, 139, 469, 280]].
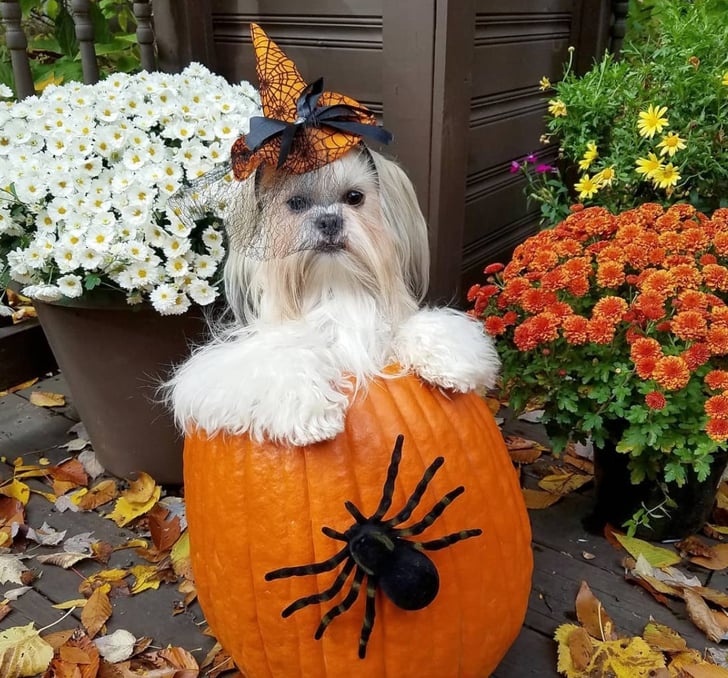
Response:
[[245, 77, 393, 169]]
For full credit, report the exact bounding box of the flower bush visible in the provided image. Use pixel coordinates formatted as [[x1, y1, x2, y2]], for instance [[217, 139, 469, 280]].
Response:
[[470, 203, 728, 488], [527, 0, 728, 221], [0, 63, 260, 314]]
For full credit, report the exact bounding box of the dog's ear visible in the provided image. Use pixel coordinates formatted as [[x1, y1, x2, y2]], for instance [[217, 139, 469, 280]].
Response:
[[369, 150, 430, 302]]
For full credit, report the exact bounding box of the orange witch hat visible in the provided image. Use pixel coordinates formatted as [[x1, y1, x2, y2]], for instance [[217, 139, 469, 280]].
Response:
[[230, 23, 392, 180]]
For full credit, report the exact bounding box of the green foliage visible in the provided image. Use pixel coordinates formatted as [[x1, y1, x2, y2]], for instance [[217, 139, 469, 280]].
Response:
[[527, 0, 728, 224], [0, 0, 141, 95]]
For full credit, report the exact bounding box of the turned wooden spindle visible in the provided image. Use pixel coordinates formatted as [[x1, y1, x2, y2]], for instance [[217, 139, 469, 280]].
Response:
[[133, 0, 156, 72], [70, 0, 100, 84], [0, 0, 35, 99], [610, 1, 630, 57]]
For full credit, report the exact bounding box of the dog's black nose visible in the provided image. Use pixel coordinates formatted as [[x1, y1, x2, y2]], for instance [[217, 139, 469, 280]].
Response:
[[316, 213, 343, 237]]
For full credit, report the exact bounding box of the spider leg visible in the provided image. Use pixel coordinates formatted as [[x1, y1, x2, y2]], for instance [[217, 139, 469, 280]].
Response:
[[314, 566, 366, 640], [393, 486, 465, 537], [265, 546, 349, 581], [358, 576, 378, 659], [370, 434, 404, 521], [281, 558, 357, 617], [383, 456, 445, 527], [344, 500, 367, 524], [416, 528, 483, 550], [321, 526, 348, 541]]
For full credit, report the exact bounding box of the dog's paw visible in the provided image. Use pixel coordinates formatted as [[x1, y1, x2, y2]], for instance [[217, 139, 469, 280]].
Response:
[[250, 370, 350, 446], [168, 327, 351, 446], [393, 308, 500, 392]]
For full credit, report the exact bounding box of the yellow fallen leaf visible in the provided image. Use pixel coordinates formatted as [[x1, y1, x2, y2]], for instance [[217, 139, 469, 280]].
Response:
[[0, 622, 54, 677], [538, 472, 592, 496], [129, 565, 163, 595], [681, 663, 728, 677], [73, 479, 118, 511], [614, 533, 681, 568], [29, 391, 65, 408], [171, 531, 192, 580], [522, 488, 562, 509], [0, 480, 30, 506], [642, 620, 688, 653], [124, 472, 157, 504], [555, 623, 665, 677], [52, 599, 87, 610], [106, 484, 161, 527]]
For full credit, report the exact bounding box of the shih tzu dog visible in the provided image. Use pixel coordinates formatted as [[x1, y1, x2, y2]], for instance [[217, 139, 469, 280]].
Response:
[[169, 146, 499, 446], [167, 23, 499, 446]]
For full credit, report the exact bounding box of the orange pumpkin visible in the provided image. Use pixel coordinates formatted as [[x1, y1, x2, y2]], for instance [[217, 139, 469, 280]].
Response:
[[184, 373, 532, 678]]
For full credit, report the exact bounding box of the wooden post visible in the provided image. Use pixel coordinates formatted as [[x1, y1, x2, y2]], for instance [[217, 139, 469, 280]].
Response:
[[0, 0, 34, 99], [133, 0, 156, 71], [70, 0, 99, 84]]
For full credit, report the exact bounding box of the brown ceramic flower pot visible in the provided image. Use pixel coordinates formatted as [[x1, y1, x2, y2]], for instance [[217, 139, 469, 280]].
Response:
[[34, 295, 210, 484]]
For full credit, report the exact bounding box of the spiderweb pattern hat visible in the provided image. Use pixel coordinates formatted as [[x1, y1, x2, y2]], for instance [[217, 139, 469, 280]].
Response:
[[230, 23, 392, 180]]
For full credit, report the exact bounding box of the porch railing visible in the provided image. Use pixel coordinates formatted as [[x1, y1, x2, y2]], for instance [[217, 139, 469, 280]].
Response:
[[0, 0, 156, 99]]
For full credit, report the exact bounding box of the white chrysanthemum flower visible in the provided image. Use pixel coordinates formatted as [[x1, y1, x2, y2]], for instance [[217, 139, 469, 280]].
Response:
[[167, 214, 191, 237], [46, 135, 69, 156], [0, 84, 13, 98], [144, 223, 169, 249], [79, 248, 103, 270], [149, 283, 179, 314], [212, 119, 239, 139], [128, 261, 161, 288], [13, 175, 45, 203], [24, 244, 49, 269], [207, 244, 225, 261], [202, 226, 223, 249], [193, 253, 217, 279], [86, 224, 115, 252], [120, 203, 150, 226], [22, 284, 62, 302], [58, 274, 83, 298], [165, 256, 189, 278], [169, 291, 192, 315], [163, 235, 191, 258], [60, 230, 85, 249], [4, 118, 32, 145], [187, 277, 218, 305], [123, 241, 150, 261], [54, 246, 80, 272], [46, 197, 73, 222], [49, 173, 76, 198]]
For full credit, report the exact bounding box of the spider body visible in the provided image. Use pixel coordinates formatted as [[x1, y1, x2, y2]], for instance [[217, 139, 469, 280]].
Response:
[[265, 434, 482, 658]]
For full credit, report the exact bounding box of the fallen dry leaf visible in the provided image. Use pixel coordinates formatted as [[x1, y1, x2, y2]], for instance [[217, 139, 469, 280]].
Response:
[[106, 474, 161, 528], [81, 585, 112, 639], [614, 533, 682, 568], [690, 543, 728, 571], [642, 620, 688, 653], [575, 581, 618, 641], [36, 551, 92, 569], [148, 504, 182, 553], [73, 479, 119, 511], [93, 629, 136, 664], [683, 588, 728, 643], [0, 555, 29, 586], [538, 472, 592, 496], [0, 480, 30, 506], [46, 628, 100, 678], [521, 488, 562, 509], [0, 622, 54, 677], [29, 391, 65, 408]]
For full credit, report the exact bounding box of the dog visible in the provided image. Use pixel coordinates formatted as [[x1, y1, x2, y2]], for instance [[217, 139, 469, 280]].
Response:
[[168, 145, 500, 446]]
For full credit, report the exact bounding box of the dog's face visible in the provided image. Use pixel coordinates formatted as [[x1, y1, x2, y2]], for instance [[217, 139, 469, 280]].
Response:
[[224, 147, 430, 324], [251, 148, 384, 259]]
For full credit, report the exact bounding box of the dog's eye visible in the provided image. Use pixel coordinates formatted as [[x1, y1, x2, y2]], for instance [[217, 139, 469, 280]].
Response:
[[287, 196, 309, 212], [344, 190, 364, 206]]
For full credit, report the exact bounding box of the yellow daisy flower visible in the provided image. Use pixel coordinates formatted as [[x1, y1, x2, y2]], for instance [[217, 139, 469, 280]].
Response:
[[574, 174, 601, 199], [547, 99, 567, 117], [652, 163, 681, 189], [593, 166, 615, 186], [578, 142, 599, 171], [637, 104, 669, 138], [722, 71, 728, 87], [539, 76, 551, 91], [635, 153, 663, 180], [657, 132, 687, 157]]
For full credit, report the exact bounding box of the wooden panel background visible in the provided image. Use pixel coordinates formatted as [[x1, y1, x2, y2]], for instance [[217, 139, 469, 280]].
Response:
[[153, 0, 616, 302]]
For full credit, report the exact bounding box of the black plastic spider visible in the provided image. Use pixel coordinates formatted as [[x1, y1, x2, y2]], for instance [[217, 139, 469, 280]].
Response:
[[265, 434, 483, 658]]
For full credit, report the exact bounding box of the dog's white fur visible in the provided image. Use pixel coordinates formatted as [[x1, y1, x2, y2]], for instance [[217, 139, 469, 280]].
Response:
[[169, 148, 499, 446]]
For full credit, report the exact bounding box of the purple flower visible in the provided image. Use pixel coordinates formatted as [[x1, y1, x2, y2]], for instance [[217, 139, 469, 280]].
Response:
[[525, 153, 538, 163], [535, 164, 554, 173], [509, 161, 520, 173]]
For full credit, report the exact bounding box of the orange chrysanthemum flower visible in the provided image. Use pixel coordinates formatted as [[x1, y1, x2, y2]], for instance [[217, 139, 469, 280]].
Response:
[[596, 261, 625, 288], [652, 355, 691, 391], [714, 232, 728, 257], [706, 418, 728, 442], [671, 311, 708, 341], [682, 343, 711, 370], [706, 370, 728, 391], [702, 264, 728, 291], [630, 337, 663, 361], [677, 290, 710, 312], [633, 291, 667, 321], [484, 316, 507, 336], [645, 391, 667, 410], [640, 269, 675, 296], [484, 262, 505, 275], [711, 307, 728, 327], [669, 264, 702, 289], [592, 296, 628, 322], [588, 317, 616, 344], [705, 394, 728, 420], [634, 356, 658, 379], [707, 326, 728, 355], [562, 315, 590, 345]]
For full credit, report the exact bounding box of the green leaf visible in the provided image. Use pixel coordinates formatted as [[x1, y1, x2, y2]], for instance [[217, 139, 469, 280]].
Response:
[[84, 274, 101, 291], [614, 533, 681, 568], [89, 1, 112, 44], [54, 5, 79, 58]]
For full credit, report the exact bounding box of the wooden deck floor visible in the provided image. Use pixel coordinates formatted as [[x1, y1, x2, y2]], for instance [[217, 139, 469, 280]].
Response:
[[1, 373, 724, 677]]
